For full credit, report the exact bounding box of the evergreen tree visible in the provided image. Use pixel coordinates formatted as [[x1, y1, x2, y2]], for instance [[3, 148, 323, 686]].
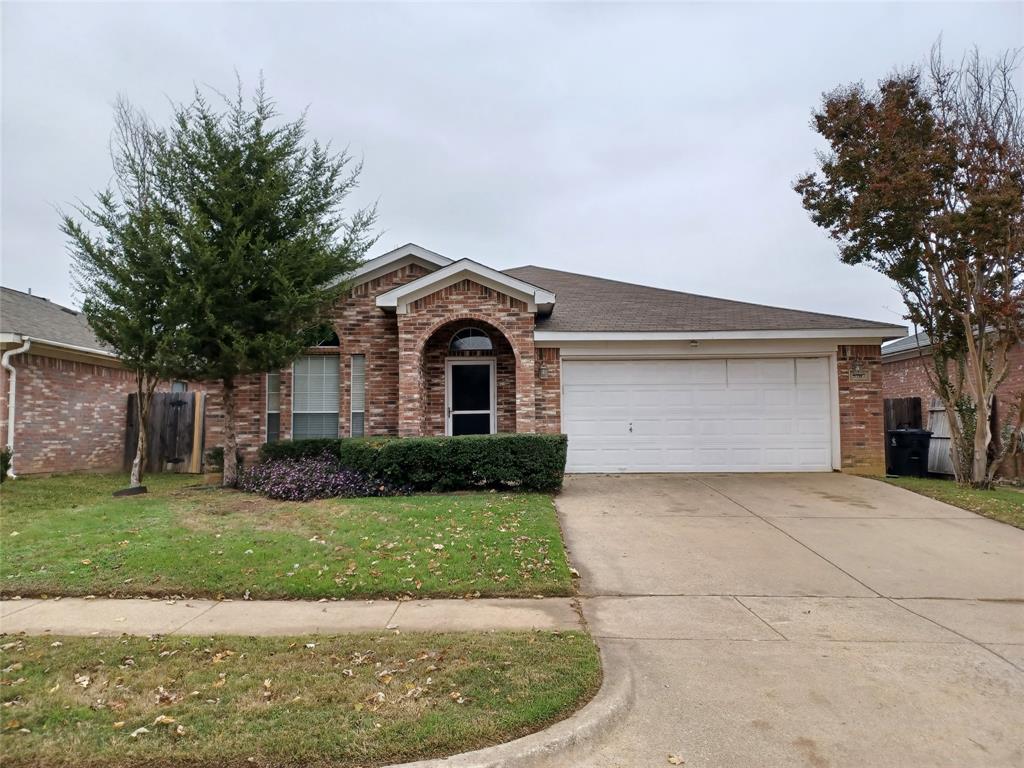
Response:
[[156, 80, 376, 486]]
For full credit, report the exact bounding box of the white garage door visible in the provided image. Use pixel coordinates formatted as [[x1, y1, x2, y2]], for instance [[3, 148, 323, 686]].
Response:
[[562, 358, 833, 473]]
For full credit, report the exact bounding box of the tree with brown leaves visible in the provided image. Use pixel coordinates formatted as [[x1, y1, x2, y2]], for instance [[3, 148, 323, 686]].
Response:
[[796, 45, 1024, 487]]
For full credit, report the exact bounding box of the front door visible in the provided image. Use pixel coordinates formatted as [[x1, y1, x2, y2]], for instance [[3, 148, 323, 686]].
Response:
[[446, 359, 495, 436]]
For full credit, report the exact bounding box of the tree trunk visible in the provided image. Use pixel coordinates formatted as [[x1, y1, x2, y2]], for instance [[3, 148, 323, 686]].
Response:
[[222, 376, 239, 488], [972, 399, 993, 487], [130, 385, 152, 488], [130, 423, 146, 487]]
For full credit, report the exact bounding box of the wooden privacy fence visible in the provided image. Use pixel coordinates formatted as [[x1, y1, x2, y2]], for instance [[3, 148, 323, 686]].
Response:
[[883, 397, 922, 431], [926, 399, 955, 476], [124, 392, 206, 473]]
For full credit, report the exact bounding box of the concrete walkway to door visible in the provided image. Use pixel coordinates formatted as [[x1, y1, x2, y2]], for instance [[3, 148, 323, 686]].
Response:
[[561, 473, 1024, 768]]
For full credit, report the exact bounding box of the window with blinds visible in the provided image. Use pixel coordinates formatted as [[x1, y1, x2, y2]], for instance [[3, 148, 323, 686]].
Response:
[[350, 354, 366, 437], [266, 372, 281, 442], [292, 355, 339, 439]]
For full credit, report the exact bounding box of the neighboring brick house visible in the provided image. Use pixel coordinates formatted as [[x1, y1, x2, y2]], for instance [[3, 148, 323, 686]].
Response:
[[217, 243, 904, 475], [0, 287, 140, 475], [881, 332, 1024, 477]]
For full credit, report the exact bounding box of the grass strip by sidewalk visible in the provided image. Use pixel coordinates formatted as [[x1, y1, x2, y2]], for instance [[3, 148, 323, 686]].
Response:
[[0, 630, 600, 768], [0, 473, 573, 600], [883, 476, 1024, 529]]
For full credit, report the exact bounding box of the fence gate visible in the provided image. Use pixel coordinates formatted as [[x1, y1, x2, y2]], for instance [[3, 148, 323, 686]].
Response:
[[124, 392, 206, 473], [927, 399, 955, 476]]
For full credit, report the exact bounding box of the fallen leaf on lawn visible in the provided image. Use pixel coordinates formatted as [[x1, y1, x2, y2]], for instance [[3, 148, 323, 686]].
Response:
[[668, 755, 685, 765], [153, 715, 176, 725], [48, 683, 60, 694], [81, 559, 92, 565], [130, 727, 150, 738], [112, 721, 126, 729], [174, 724, 186, 736], [74, 674, 91, 689]]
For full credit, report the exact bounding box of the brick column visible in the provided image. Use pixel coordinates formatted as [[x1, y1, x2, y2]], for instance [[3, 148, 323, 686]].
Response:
[[515, 349, 536, 433], [838, 344, 885, 475], [397, 317, 424, 436]]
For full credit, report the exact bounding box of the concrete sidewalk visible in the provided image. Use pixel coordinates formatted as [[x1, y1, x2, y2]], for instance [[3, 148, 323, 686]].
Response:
[[0, 596, 582, 636]]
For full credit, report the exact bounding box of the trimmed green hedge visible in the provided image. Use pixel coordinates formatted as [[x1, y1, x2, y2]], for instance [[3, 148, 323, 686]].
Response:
[[258, 434, 568, 492]]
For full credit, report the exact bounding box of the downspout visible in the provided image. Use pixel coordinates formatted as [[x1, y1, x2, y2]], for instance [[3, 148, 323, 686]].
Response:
[[2, 337, 32, 479]]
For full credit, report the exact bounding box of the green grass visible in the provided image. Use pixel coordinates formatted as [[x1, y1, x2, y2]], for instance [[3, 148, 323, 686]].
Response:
[[883, 476, 1024, 529], [0, 474, 573, 599], [0, 631, 601, 768]]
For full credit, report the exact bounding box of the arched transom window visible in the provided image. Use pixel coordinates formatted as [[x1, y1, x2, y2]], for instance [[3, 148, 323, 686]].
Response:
[[449, 327, 493, 353]]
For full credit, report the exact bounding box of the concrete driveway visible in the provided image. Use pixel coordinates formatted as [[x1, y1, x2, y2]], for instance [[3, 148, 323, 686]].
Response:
[[559, 473, 1024, 768]]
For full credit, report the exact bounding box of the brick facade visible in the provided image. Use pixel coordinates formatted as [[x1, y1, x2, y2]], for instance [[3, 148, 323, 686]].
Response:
[[395, 279, 537, 436], [881, 344, 1024, 477], [0, 353, 136, 475], [534, 347, 561, 434], [199, 269, 545, 454], [837, 344, 885, 475]]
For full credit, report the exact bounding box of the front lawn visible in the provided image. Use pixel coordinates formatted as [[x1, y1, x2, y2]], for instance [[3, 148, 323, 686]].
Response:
[[0, 474, 573, 599], [883, 476, 1024, 529], [0, 630, 600, 768]]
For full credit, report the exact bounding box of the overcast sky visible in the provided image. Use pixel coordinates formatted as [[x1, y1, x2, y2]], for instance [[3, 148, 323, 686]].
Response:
[[2, 2, 1021, 324]]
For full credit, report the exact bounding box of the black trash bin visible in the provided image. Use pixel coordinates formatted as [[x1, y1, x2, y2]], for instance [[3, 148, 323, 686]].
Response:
[[887, 429, 932, 477]]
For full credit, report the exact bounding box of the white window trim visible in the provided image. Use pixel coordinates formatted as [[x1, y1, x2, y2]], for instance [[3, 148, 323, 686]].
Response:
[[445, 357, 497, 436]]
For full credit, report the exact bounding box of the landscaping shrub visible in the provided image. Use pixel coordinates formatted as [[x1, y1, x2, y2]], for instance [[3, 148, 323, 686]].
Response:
[[257, 434, 568, 492], [239, 455, 408, 501], [0, 447, 10, 483]]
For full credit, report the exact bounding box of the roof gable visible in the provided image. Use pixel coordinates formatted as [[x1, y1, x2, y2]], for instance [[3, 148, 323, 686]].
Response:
[[345, 243, 452, 287], [375, 259, 556, 315]]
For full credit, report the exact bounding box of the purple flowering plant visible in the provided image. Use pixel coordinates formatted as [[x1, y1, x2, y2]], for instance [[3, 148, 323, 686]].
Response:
[[239, 454, 409, 501]]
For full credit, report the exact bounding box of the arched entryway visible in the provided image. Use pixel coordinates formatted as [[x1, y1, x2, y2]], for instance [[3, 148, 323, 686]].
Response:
[[419, 318, 518, 435]]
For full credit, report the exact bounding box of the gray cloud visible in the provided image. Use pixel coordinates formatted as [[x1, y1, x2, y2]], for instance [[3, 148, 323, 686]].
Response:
[[3, 1, 1021, 324]]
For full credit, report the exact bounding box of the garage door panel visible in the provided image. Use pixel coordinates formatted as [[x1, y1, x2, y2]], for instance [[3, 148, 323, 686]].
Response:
[[563, 358, 833, 473]]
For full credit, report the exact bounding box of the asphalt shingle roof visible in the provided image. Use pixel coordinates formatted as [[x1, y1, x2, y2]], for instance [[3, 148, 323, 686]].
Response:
[[503, 266, 899, 333], [882, 331, 930, 356], [0, 287, 108, 352]]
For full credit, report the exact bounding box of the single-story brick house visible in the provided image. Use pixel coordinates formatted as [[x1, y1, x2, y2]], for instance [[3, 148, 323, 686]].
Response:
[[0, 287, 141, 475], [223, 244, 904, 475], [881, 332, 1024, 477]]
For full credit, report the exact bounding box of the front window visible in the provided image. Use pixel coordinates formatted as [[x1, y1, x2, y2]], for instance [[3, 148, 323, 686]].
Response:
[[266, 372, 281, 442], [292, 355, 340, 439], [350, 354, 366, 437], [449, 327, 493, 353]]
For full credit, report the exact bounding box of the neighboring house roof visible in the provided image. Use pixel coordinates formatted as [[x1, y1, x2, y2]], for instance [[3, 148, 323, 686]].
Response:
[[504, 265, 903, 337], [0, 286, 111, 354], [882, 331, 930, 358]]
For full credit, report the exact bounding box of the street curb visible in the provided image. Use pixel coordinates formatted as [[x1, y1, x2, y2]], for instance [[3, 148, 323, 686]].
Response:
[[387, 641, 634, 768]]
